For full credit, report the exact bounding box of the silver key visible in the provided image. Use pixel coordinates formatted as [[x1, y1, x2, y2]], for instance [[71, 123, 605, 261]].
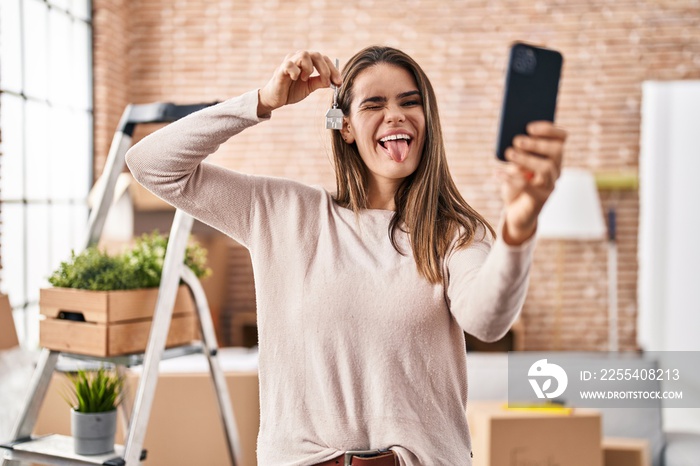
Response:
[[325, 58, 343, 130]]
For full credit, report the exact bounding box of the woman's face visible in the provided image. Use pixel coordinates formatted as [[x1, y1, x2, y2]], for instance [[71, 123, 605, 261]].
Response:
[[342, 63, 426, 188]]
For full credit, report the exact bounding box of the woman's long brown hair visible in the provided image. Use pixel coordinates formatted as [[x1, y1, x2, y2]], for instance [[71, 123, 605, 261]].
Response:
[[331, 46, 496, 284]]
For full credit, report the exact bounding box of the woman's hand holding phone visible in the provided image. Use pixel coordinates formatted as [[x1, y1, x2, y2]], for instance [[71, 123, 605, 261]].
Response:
[[497, 121, 567, 245], [494, 42, 567, 245], [258, 51, 342, 118]]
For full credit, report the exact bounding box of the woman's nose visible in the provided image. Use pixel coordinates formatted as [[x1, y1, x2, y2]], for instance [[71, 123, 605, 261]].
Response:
[[384, 104, 406, 123]]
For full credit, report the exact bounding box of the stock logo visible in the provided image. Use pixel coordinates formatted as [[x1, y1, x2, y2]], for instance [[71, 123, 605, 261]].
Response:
[[528, 359, 568, 399]]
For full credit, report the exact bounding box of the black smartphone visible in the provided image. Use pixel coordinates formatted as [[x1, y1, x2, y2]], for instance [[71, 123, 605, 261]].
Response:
[[495, 42, 563, 161]]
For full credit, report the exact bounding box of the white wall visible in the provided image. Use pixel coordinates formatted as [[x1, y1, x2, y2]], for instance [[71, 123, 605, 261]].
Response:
[[639, 80, 700, 433]]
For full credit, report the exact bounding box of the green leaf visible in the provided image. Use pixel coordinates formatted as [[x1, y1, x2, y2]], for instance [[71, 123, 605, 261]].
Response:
[[48, 231, 211, 291], [63, 366, 124, 413]]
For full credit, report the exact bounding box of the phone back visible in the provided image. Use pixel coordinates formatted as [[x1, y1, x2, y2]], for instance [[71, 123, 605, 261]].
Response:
[[496, 43, 563, 160]]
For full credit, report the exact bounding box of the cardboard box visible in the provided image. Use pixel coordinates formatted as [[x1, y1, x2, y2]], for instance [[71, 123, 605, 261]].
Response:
[[603, 437, 650, 466], [229, 311, 258, 347], [194, 232, 234, 344], [39, 285, 197, 356], [0, 293, 19, 350], [468, 401, 603, 466], [35, 370, 260, 466]]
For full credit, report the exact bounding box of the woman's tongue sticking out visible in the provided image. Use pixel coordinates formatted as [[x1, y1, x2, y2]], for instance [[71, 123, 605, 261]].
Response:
[[384, 139, 409, 163]]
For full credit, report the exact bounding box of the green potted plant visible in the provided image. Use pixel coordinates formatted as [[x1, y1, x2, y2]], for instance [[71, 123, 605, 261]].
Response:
[[47, 231, 211, 291], [63, 366, 124, 455], [39, 231, 211, 356]]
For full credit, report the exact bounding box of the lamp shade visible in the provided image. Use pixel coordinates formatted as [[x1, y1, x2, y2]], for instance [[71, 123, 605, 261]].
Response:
[[537, 168, 606, 240]]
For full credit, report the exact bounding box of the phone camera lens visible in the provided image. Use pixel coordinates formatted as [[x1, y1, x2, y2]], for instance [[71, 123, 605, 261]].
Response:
[[513, 47, 537, 75]]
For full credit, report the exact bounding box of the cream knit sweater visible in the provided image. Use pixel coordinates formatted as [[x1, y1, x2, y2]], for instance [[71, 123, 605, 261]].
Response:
[[126, 90, 535, 466]]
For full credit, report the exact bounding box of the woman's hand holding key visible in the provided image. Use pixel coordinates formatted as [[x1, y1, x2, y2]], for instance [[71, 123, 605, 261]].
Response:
[[258, 51, 342, 118]]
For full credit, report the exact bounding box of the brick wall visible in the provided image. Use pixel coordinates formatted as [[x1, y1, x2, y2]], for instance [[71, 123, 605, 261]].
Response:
[[0, 91, 3, 279], [0, 16, 3, 282], [93, 0, 700, 350], [93, 0, 130, 179]]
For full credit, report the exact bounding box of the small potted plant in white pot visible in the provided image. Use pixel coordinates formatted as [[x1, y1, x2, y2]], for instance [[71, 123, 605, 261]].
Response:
[[64, 366, 124, 455]]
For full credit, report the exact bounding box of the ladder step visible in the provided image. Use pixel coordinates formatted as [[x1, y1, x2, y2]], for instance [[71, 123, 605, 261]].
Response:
[[56, 342, 206, 370], [1, 434, 146, 466]]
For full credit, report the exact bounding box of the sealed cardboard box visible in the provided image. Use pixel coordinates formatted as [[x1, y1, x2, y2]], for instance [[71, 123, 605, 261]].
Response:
[[0, 294, 19, 350], [467, 401, 603, 466], [194, 232, 233, 344], [603, 437, 650, 466]]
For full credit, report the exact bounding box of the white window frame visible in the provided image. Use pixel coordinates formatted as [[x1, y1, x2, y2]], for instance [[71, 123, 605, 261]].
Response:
[[0, 0, 93, 348]]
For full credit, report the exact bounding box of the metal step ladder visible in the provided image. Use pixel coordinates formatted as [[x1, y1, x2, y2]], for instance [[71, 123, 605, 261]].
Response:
[[0, 100, 241, 466]]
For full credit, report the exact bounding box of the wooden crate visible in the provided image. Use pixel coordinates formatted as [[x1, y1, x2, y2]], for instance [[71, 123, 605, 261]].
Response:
[[39, 286, 198, 357]]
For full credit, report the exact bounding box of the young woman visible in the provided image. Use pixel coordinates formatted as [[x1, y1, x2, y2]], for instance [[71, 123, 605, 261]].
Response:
[[126, 46, 565, 466]]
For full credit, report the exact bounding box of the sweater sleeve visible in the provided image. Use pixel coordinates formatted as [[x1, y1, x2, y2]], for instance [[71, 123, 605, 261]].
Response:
[[444, 221, 536, 342], [125, 90, 268, 247]]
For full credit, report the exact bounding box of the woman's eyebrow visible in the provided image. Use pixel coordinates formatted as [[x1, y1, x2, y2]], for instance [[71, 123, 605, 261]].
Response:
[[358, 96, 387, 106], [397, 90, 421, 99], [358, 90, 421, 107]]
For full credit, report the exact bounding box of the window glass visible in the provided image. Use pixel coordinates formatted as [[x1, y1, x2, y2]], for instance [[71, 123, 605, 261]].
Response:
[[0, 94, 25, 200], [23, 0, 49, 101], [49, 8, 73, 106], [26, 204, 51, 304], [49, 106, 75, 200], [50, 204, 75, 271], [0, 0, 23, 93], [72, 19, 92, 110], [72, 110, 93, 198], [72, 204, 89, 248], [48, 0, 70, 11], [24, 100, 51, 201], [71, 0, 91, 21]]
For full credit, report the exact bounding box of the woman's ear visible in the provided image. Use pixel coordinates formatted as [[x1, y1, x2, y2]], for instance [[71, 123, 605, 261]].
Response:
[[341, 118, 355, 144]]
